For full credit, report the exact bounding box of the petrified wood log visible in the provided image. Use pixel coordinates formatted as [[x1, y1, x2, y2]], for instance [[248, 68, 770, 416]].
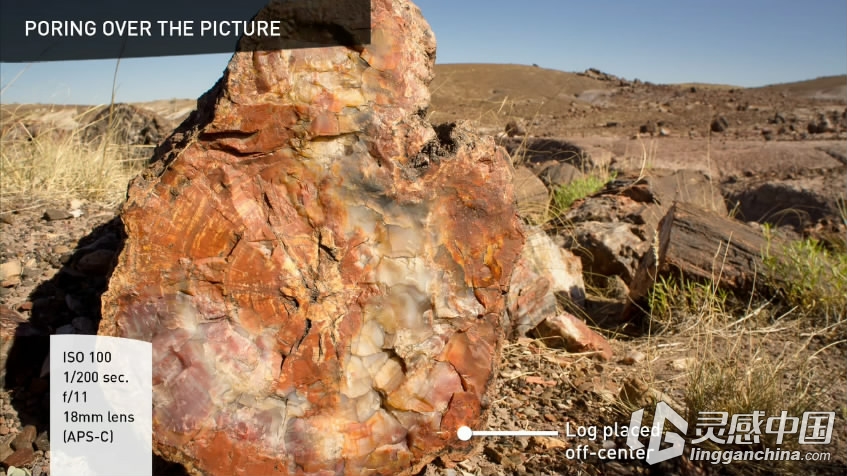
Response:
[[98, 1, 524, 474], [659, 201, 786, 292]]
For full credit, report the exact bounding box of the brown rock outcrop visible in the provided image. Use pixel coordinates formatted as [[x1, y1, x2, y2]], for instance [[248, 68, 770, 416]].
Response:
[[98, 1, 524, 475]]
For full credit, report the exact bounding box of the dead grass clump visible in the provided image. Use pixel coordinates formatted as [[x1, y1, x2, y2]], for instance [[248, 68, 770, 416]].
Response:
[[0, 112, 144, 206], [684, 329, 823, 475]]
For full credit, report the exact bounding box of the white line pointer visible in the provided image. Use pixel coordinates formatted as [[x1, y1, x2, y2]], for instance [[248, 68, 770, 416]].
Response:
[[457, 426, 559, 441]]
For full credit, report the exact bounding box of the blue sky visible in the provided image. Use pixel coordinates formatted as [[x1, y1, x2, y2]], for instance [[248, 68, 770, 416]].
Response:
[[1, 0, 845, 105]]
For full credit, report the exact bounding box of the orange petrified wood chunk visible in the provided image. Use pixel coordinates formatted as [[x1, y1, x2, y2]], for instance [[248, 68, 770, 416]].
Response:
[[99, 0, 524, 474]]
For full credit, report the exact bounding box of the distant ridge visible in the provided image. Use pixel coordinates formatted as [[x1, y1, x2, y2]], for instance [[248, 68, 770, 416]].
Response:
[[755, 74, 846, 100]]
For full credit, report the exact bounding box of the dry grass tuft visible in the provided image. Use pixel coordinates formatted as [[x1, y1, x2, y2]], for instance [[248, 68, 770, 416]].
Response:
[[0, 110, 145, 206]]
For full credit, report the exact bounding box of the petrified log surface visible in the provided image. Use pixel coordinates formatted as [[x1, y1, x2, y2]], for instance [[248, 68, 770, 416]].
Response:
[[98, 1, 524, 474], [660, 202, 786, 292]]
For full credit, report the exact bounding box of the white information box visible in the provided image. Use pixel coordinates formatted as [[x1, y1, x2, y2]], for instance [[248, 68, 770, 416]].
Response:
[[50, 335, 152, 476]]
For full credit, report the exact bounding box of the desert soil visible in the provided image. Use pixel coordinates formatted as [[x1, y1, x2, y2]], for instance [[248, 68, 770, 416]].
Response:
[[1, 64, 845, 476]]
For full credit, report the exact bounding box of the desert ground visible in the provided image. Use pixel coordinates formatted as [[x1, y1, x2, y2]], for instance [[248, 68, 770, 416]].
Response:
[[1, 64, 845, 476]]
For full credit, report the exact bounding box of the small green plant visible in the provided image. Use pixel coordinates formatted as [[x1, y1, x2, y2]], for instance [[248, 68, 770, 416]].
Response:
[[648, 275, 732, 332], [763, 228, 847, 325], [550, 170, 616, 212]]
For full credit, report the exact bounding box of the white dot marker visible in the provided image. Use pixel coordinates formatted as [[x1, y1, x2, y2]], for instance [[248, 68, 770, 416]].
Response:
[[456, 426, 558, 440]]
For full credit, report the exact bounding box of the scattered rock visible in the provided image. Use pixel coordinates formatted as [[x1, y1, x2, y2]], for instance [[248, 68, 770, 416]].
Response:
[[2, 447, 35, 469], [0, 305, 45, 384], [498, 137, 591, 169], [619, 377, 651, 407], [82, 103, 173, 150], [670, 357, 695, 371], [10, 426, 36, 452], [639, 121, 656, 135], [74, 249, 115, 275], [568, 221, 646, 284], [530, 436, 567, 450], [42, 209, 72, 221], [33, 432, 49, 453], [579, 68, 619, 82], [534, 312, 612, 360], [97, 1, 525, 474], [0, 277, 20, 288], [710, 116, 729, 133], [769, 112, 786, 124], [71, 317, 96, 334], [504, 120, 525, 137], [536, 162, 583, 188], [725, 178, 841, 231], [636, 169, 727, 215], [807, 113, 835, 134], [513, 166, 549, 220], [508, 228, 585, 336], [0, 261, 22, 282], [620, 350, 646, 365]]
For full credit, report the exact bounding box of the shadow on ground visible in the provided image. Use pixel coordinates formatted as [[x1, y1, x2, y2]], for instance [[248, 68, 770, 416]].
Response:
[[2, 216, 189, 475]]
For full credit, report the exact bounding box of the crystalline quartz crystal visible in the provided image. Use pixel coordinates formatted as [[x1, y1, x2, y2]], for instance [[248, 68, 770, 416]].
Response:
[[99, 0, 524, 474]]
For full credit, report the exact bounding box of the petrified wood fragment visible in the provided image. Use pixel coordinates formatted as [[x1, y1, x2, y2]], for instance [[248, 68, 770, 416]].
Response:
[[99, 1, 524, 474]]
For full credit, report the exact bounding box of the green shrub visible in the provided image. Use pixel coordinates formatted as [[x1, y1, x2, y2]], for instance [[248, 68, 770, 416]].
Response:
[[551, 171, 615, 211], [763, 230, 847, 324]]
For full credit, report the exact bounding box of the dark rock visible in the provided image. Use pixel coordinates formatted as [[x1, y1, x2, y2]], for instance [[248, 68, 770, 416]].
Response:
[[28, 378, 48, 395], [537, 162, 583, 188], [639, 121, 656, 135], [0, 305, 46, 384], [504, 120, 525, 137], [768, 112, 786, 124], [807, 114, 835, 134], [21, 267, 41, 280], [725, 179, 841, 232], [710, 116, 729, 133], [43, 208, 73, 221], [34, 431, 49, 452], [82, 103, 173, 150], [74, 249, 115, 275]]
